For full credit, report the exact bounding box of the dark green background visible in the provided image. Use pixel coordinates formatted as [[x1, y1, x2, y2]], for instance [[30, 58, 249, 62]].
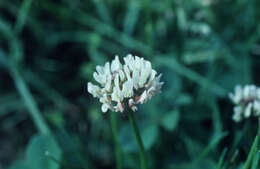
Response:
[[1, 0, 260, 169]]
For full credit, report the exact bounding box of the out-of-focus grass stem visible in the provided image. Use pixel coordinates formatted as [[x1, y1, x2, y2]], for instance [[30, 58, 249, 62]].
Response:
[[9, 64, 51, 134], [15, 0, 33, 33], [0, 15, 50, 135], [242, 117, 260, 169]]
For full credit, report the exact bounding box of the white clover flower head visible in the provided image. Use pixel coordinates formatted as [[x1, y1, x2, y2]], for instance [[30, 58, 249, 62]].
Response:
[[229, 84, 260, 122], [87, 54, 164, 113]]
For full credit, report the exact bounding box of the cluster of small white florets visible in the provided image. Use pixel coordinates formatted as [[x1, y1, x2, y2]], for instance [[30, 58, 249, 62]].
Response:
[[87, 54, 164, 113], [229, 85, 260, 122]]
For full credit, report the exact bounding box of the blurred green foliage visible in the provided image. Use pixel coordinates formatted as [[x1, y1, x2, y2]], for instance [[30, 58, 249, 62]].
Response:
[[0, 0, 260, 169]]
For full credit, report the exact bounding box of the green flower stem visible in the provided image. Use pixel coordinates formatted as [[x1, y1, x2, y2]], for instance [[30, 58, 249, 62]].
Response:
[[110, 111, 123, 169], [128, 110, 147, 169], [242, 118, 260, 169]]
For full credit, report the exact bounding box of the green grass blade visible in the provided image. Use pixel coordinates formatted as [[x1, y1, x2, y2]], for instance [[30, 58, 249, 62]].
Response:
[[242, 118, 260, 169], [217, 148, 228, 169], [197, 132, 228, 162], [222, 123, 249, 169], [9, 65, 51, 134], [0, 17, 50, 134], [0, 18, 23, 63], [14, 0, 33, 33], [251, 151, 260, 169], [123, 0, 140, 35], [91, 0, 112, 24], [0, 50, 10, 68]]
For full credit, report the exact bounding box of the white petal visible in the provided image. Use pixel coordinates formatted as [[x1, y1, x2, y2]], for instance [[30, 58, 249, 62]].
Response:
[[234, 106, 242, 115], [131, 106, 137, 111], [119, 69, 125, 81], [105, 74, 112, 91], [256, 89, 260, 99], [101, 104, 109, 112], [229, 93, 237, 104], [124, 54, 134, 63], [253, 101, 260, 115], [134, 56, 142, 70], [111, 87, 120, 102], [230, 85, 243, 104], [244, 103, 252, 118], [114, 74, 120, 89], [249, 85, 257, 96], [93, 72, 106, 85], [147, 74, 163, 96], [104, 62, 111, 75], [88, 82, 101, 98], [129, 99, 138, 111], [137, 91, 148, 104], [96, 65, 104, 74], [122, 80, 134, 98], [139, 61, 151, 87], [243, 85, 250, 98], [111, 85, 123, 102], [233, 111, 242, 122], [111, 55, 122, 72], [149, 70, 157, 81], [132, 69, 140, 89], [99, 95, 106, 103], [124, 54, 135, 70], [234, 85, 242, 93]]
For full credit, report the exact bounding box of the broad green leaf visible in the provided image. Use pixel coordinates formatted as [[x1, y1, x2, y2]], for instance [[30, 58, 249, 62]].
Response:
[[160, 110, 180, 131], [142, 125, 159, 150], [26, 134, 62, 169]]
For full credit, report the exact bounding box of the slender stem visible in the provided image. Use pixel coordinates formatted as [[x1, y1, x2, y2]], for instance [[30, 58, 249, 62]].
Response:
[[128, 110, 147, 169], [10, 66, 50, 134], [242, 117, 260, 169], [15, 0, 33, 33], [0, 13, 50, 135], [110, 111, 123, 169]]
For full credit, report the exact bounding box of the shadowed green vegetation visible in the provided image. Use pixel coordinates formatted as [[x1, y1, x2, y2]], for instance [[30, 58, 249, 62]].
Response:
[[1, 0, 260, 169]]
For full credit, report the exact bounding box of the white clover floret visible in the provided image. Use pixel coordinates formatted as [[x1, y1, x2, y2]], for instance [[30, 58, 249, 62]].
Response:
[[229, 84, 260, 122], [87, 54, 164, 113], [87, 83, 101, 98]]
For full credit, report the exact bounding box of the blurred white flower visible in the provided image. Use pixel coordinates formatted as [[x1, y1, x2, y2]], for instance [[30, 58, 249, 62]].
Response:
[[229, 84, 260, 122], [87, 54, 164, 113]]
